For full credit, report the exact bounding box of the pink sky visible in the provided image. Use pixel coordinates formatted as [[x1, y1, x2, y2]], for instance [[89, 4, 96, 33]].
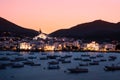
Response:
[[0, 0, 120, 34]]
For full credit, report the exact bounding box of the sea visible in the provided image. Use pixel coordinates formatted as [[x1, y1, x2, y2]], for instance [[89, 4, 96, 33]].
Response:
[[0, 51, 120, 80]]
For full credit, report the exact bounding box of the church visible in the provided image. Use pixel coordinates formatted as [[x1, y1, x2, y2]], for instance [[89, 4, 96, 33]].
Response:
[[33, 29, 48, 40]]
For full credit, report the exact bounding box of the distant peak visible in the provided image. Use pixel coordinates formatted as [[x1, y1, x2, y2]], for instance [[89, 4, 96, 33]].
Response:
[[117, 22, 120, 24], [92, 19, 115, 24], [0, 17, 5, 19], [93, 19, 106, 22], [0, 17, 3, 20], [0, 17, 8, 21]]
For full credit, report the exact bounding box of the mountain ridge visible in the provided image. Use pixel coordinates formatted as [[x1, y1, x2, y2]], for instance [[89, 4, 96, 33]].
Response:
[[0, 17, 39, 37], [49, 20, 120, 41]]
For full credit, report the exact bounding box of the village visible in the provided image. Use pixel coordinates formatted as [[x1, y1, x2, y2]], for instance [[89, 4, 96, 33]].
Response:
[[0, 30, 120, 52]]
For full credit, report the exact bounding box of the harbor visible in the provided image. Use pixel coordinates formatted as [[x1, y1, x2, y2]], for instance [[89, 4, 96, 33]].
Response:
[[1, 0, 120, 80], [0, 51, 120, 80]]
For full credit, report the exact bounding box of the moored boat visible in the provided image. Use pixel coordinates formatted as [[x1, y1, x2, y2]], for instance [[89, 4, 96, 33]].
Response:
[[12, 62, 24, 68], [89, 62, 99, 65], [67, 67, 88, 73], [61, 60, 71, 63], [79, 62, 88, 66], [48, 61, 59, 65], [47, 65, 60, 69], [0, 64, 6, 69], [104, 65, 120, 71], [73, 57, 82, 60], [30, 62, 41, 66]]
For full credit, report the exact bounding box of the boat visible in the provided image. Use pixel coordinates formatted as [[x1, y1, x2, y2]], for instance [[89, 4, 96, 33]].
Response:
[[104, 65, 120, 71], [73, 57, 82, 60], [81, 54, 90, 57], [109, 56, 117, 59], [100, 59, 107, 62], [109, 56, 117, 61], [0, 64, 6, 69], [48, 61, 59, 65], [1, 62, 13, 67], [47, 65, 60, 69], [28, 56, 37, 59], [23, 61, 34, 65], [93, 60, 100, 63], [47, 55, 57, 59], [108, 58, 115, 61], [57, 58, 65, 62], [0, 57, 10, 61], [12, 63, 24, 68], [11, 57, 27, 62], [61, 60, 71, 63], [64, 55, 72, 58], [40, 57, 48, 60], [61, 55, 72, 59], [96, 54, 104, 58], [79, 63, 88, 66], [23, 60, 41, 66], [89, 62, 99, 65], [67, 67, 88, 73], [89, 56, 96, 59], [30, 62, 41, 66], [82, 58, 91, 62]]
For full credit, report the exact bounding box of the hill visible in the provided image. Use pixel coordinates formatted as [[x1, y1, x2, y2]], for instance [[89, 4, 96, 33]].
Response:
[[0, 17, 39, 37], [49, 20, 120, 41]]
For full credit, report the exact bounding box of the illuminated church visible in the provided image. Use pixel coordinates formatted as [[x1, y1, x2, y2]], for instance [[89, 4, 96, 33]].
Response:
[[33, 29, 47, 40]]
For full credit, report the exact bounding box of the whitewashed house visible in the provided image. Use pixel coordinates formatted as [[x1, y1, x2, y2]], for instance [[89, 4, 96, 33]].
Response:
[[19, 42, 32, 50], [104, 43, 115, 51], [86, 41, 99, 51], [44, 44, 55, 51]]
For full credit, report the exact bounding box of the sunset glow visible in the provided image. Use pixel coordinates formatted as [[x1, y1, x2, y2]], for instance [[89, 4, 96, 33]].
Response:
[[0, 0, 120, 34]]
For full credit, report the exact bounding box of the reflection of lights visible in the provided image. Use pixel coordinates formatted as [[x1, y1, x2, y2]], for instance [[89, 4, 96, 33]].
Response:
[[19, 52, 30, 54], [48, 52, 55, 55], [38, 47, 42, 50]]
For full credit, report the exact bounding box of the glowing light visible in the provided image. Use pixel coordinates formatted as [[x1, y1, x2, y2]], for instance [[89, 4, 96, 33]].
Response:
[[19, 42, 31, 50], [33, 33, 47, 40], [86, 41, 99, 51], [44, 44, 55, 51]]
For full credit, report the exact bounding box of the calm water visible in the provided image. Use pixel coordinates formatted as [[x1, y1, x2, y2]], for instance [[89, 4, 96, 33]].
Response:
[[0, 51, 120, 80]]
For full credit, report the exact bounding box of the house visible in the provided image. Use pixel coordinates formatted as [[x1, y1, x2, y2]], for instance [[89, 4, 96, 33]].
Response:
[[104, 43, 115, 51], [44, 44, 55, 51], [85, 41, 99, 51], [19, 42, 32, 50]]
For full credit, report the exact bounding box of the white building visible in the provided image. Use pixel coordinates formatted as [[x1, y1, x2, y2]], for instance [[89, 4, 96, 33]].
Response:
[[73, 41, 80, 47], [44, 44, 55, 51], [104, 43, 115, 51], [85, 41, 99, 51], [54, 42, 62, 51], [33, 29, 47, 40], [33, 33, 47, 40], [19, 42, 32, 50]]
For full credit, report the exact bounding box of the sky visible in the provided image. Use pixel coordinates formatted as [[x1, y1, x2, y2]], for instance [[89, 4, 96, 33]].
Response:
[[0, 0, 120, 34]]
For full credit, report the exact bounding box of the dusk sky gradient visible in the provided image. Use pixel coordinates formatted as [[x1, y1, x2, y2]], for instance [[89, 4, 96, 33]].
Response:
[[0, 0, 120, 33]]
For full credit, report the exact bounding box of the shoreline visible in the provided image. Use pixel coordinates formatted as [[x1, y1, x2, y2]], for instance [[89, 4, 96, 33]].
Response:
[[0, 50, 120, 53]]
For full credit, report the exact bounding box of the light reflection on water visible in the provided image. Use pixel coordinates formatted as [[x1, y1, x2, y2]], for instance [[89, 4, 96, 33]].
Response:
[[0, 51, 120, 80]]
